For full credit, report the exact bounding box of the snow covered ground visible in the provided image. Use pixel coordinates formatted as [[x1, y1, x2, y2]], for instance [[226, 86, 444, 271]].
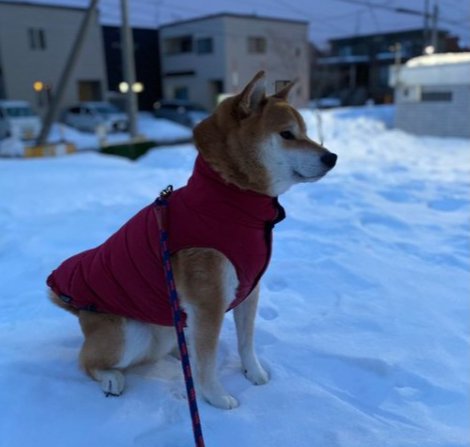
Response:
[[47, 113, 193, 151], [0, 108, 469, 447]]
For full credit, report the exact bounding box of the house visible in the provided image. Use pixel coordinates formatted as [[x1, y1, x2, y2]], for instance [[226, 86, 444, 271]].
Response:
[[102, 26, 162, 111], [316, 29, 460, 105], [0, 1, 107, 117], [391, 52, 470, 138], [159, 13, 310, 111]]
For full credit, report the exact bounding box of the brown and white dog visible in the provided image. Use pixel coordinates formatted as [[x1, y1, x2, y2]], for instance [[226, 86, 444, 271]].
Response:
[[48, 71, 337, 410]]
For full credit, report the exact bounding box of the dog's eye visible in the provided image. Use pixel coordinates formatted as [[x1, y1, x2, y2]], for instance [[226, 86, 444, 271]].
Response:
[[279, 131, 295, 140]]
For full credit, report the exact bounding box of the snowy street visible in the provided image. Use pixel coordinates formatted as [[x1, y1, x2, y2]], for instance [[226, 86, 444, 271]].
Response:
[[0, 109, 469, 447]]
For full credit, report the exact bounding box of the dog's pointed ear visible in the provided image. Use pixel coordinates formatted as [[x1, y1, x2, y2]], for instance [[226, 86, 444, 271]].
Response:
[[272, 79, 297, 102], [236, 71, 266, 118]]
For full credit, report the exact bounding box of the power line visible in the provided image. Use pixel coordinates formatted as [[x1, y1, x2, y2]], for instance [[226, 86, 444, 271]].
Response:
[[268, 0, 368, 33], [365, 0, 381, 32], [331, 0, 467, 26]]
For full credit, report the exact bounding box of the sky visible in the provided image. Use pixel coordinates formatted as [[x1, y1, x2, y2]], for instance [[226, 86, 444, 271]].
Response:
[[4, 0, 470, 48]]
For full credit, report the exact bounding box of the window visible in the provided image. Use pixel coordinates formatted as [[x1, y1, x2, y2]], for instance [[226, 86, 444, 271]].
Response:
[[247, 37, 266, 54], [78, 80, 102, 101], [174, 86, 189, 100], [378, 66, 389, 87], [338, 45, 352, 57], [28, 28, 46, 50], [164, 36, 193, 55], [196, 38, 213, 54], [164, 70, 196, 77], [5, 106, 35, 117], [421, 91, 453, 102]]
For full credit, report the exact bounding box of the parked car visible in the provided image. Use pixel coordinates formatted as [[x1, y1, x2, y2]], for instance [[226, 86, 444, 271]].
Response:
[[0, 100, 42, 140], [308, 97, 342, 110], [0, 114, 10, 140], [62, 102, 128, 133], [153, 100, 209, 128]]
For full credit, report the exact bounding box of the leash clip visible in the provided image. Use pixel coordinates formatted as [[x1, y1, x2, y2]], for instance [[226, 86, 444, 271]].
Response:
[[159, 185, 173, 199]]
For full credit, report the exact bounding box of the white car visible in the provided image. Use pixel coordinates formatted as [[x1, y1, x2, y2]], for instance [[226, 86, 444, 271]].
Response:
[[62, 102, 129, 133], [308, 97, 342, 110], [0, 100, 42, 140]]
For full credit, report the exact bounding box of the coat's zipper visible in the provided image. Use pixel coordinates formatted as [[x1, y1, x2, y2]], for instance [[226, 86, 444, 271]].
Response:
[[247, 198, 285, 296]]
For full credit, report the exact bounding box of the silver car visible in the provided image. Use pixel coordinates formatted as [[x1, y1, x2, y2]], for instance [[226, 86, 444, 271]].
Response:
[[153, 100, 209, 128], [62, 102, 129, 133], [0, 100, 42, 140]]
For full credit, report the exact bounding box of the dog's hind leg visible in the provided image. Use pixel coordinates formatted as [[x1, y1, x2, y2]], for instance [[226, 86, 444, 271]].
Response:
[[79, 312, 175, 396], [78, 311, 127, 396], [234, 284, 269, 385]]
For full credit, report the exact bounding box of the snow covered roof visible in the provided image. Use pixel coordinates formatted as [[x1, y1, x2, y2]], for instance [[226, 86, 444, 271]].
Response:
[[396, 53, 470, 86], [406, 52, 470, 67]]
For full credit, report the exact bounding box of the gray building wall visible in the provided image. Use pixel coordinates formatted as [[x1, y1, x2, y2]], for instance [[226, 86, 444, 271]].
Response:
[[0, 2, 107, 117], [395, 84, 470, 138], [223, 16, 309, 108], [160, 14, 309, 111], [160, 16, 226, 110]]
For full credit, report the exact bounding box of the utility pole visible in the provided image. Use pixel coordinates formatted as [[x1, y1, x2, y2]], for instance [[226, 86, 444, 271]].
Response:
[[431, 1, 440, 52], [36, 0, 99, 146], [120, 0, 138, 138], [423, 0, 430, 50], [393, 42, 402, 86]]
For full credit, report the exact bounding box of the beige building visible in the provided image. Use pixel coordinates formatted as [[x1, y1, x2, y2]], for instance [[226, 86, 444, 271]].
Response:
[[160, 13, 310, 110], [0, 1, 107, 117]]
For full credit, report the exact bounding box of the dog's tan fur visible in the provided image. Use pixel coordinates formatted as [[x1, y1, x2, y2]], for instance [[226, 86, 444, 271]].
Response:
[[78, 311, 124, 379], [49, 71, 336, 409]]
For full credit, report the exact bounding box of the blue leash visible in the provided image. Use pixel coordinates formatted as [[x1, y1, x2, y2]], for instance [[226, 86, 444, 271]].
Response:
[[154, 185, 205, 447]]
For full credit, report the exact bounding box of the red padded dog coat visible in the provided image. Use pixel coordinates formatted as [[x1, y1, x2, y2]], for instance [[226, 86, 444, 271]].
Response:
[[47, 155, 285, 326]]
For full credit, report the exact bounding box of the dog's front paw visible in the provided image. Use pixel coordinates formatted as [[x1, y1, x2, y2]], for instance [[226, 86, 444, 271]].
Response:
[[203, 392, 239, 410], [244, 364, 269, 385]]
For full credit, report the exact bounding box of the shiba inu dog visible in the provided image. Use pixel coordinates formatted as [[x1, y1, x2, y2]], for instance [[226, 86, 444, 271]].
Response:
[[47, 71, 337, 410]]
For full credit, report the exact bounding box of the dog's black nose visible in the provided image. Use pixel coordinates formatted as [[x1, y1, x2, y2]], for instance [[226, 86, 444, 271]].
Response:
[[321, 152, 337, 169]]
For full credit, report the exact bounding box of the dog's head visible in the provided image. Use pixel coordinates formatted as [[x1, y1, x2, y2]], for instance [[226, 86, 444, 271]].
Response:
[[194, 71, 337, 197]]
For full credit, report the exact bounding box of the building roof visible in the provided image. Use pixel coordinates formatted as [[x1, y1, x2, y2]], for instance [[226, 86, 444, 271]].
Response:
[[329, 28, 448, 44], [160, 12, 309, 29], [406, 52, 470, 67], [394, 52, 470, 86]]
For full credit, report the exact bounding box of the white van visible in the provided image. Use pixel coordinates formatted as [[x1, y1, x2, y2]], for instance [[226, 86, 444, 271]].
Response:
[[0, 100, 42, 140]]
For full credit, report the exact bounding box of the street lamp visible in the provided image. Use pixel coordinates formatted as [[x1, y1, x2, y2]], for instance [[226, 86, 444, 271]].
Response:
[[119, 82, 144, 93], [132, 82, 144, 93], [119, 82, 129, 93], [33, 81, 44, 92], [424, 45, 435, 55]]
